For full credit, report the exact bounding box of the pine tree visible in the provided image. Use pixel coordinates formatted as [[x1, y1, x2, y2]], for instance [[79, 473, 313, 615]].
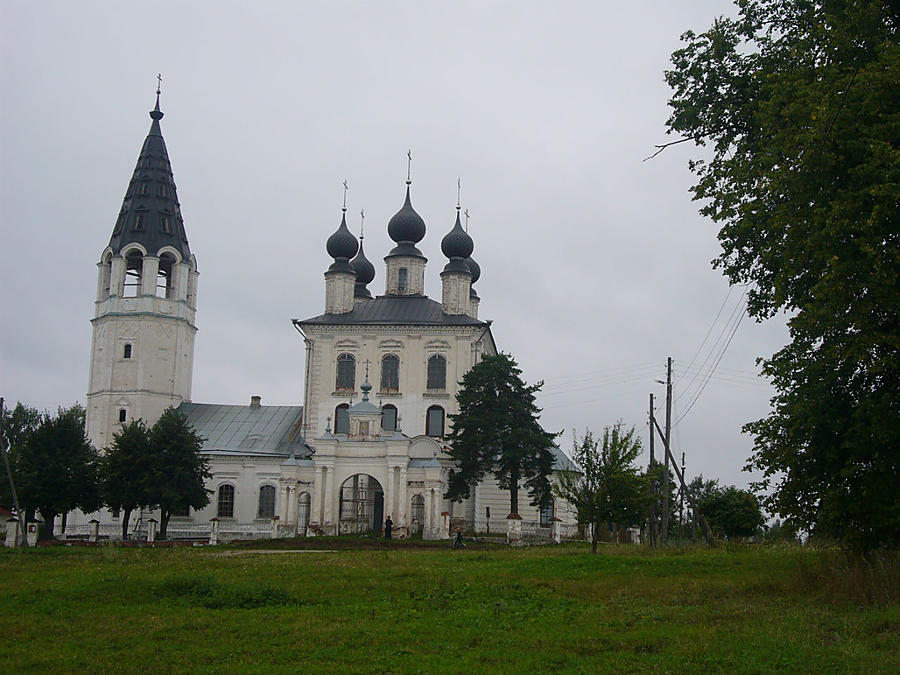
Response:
[[444, 353, 558, 517]]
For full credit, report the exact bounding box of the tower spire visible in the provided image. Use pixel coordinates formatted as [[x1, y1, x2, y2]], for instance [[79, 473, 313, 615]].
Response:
[[406, 149, 412, 185], [342, 179, 349, 212]]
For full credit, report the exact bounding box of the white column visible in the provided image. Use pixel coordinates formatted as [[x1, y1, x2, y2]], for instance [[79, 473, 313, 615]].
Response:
[[287, 485, 298, 525], [141, 256, 159, 296], [399, 468, 408, 525], [324, 467, 334, 526], [314, 467, 325, 522], [383, 466, 393, 521], [278, 484, 289, 522]]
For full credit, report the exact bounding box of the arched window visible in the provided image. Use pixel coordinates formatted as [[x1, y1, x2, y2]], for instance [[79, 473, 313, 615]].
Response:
[[398, 267, 408, 294], [118, 409, 127, 423], [217, 484, 235, 518], [380, 354, 399, 392], [426, 405, 444, 437], [540, 500, 555, 527], [336, 353, 356, 391], [123, 344, 132, 359], [381, 404, 398, 431], [123, 250, 143, 297], [427, 355, 446, 389], [157, 252, 175, 299], [257, 485, 276, 519], [334, 403, 350, 435]]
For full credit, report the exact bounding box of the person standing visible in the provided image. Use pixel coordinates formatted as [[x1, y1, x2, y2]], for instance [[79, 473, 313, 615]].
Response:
[[384, 515, 393, 540]]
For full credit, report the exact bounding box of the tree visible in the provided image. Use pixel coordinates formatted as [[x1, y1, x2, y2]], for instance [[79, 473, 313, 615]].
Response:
[[664, 0, 900, 550], [103, 419, 154, 540], [0, 402, 41, 516], [554, 424, 649, 553], [699, 485, 766, 540], [147, 407, 210, 538], [444, 353, 558, 517], [16, 405, 101, 536]]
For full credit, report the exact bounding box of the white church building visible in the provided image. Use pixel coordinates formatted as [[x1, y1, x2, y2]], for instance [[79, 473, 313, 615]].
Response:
[[74, 95, 576, 541]]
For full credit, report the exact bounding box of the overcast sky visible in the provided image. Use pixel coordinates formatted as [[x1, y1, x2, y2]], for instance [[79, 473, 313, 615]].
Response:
[[0, 1, 789, 493]]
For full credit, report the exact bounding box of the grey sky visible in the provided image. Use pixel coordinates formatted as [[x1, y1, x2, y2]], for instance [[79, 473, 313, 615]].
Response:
[[0, 1, 788, 492]]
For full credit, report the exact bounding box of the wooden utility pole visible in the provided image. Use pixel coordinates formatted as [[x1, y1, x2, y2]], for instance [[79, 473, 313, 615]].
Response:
[[680, 451, 686, 542], [1, 397, 25, 546], [662, 357, 673, 543], [648, 393, 656, 546], [652, 417, 713, 543]]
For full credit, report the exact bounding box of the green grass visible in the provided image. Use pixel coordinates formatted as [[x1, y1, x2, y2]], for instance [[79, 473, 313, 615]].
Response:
[[1, 543, 898, 673]]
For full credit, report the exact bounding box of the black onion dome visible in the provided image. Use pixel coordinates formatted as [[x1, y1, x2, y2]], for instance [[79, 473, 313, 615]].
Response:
[[350, 239, 375, 285], [387, 186, 426, 244], [466, 255, 481, 284], [326, 212, 359, 260], [441, 209, 474, 260]]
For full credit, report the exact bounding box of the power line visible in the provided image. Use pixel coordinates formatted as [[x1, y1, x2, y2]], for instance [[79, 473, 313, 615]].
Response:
[[675, 294, 748, 426]]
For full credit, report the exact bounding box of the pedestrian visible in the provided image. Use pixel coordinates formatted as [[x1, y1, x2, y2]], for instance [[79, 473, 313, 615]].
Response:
[[384, 515, 393, 540]]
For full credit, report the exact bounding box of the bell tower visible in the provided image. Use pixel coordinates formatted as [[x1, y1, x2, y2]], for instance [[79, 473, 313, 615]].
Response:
[[86, 87, 199, 450]]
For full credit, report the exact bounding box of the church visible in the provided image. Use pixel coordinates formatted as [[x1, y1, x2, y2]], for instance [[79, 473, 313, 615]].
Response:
[[77, 93, 576, 541]]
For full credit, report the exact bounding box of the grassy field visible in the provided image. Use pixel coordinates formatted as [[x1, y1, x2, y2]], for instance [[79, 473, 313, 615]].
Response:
[[1, 542, 898, 673]]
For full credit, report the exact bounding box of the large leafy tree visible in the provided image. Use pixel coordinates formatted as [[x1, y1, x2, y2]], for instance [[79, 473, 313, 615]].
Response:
[[16, 405, 101, 536], [0, 402, 41, 516], [444, 353, 558, 517], [664, 0, 900, 550], [554, 425, 649, 553], [103, 419, 155, 540], [147, 407, 210, 538], [693, 480, 766, 540]]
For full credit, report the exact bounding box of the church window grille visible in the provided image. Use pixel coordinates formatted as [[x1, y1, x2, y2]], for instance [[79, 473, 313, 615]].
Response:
[[336, 353, 355, 391], [335, 404, 350, 435], [380, 354, 399, 392], [257, 485, 276, 519], [217, 484, 235, 518], [123, 344, 132, 359], [381, 404, 397, 431], [118, 409, 126, 422], [410, 494, 425, 534], [426, 405, 444, 437], [427, 355, 446, 389], [540, 501, 555, 527], [398, 267, 408, 294]]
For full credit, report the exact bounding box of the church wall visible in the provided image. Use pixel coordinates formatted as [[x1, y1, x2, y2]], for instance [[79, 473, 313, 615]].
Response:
[[193, 456, 286, 524], [303, 324, 495, 439], [474, 477, 578, 526]]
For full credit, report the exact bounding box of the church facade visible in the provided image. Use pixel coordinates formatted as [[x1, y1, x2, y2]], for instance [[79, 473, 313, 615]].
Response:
[[76, 96, 575, 541]]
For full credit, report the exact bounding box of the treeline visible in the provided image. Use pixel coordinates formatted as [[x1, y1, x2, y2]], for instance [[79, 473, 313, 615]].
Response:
[[1, 402, 209, 540]]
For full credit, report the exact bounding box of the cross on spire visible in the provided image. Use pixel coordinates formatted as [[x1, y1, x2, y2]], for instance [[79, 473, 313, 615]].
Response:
[[359, 209, 365, 238], [457, 177, 461, 209], [406, 149, 412, 184], [464, 209, 470, 232], [362, 359, 372, 378], [342, 180, 349, 211], [156, 73, 162, 95]]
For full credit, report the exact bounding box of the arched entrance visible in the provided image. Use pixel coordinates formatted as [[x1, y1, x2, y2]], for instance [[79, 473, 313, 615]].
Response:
[[338, 474, 384, 535]]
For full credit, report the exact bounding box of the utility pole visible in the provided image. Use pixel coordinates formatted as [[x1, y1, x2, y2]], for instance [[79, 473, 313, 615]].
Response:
[[680, 451, 686, 542], [1, 397, 25, 546], [663, 357, 672, 544], [648, 393, 656, 546]]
